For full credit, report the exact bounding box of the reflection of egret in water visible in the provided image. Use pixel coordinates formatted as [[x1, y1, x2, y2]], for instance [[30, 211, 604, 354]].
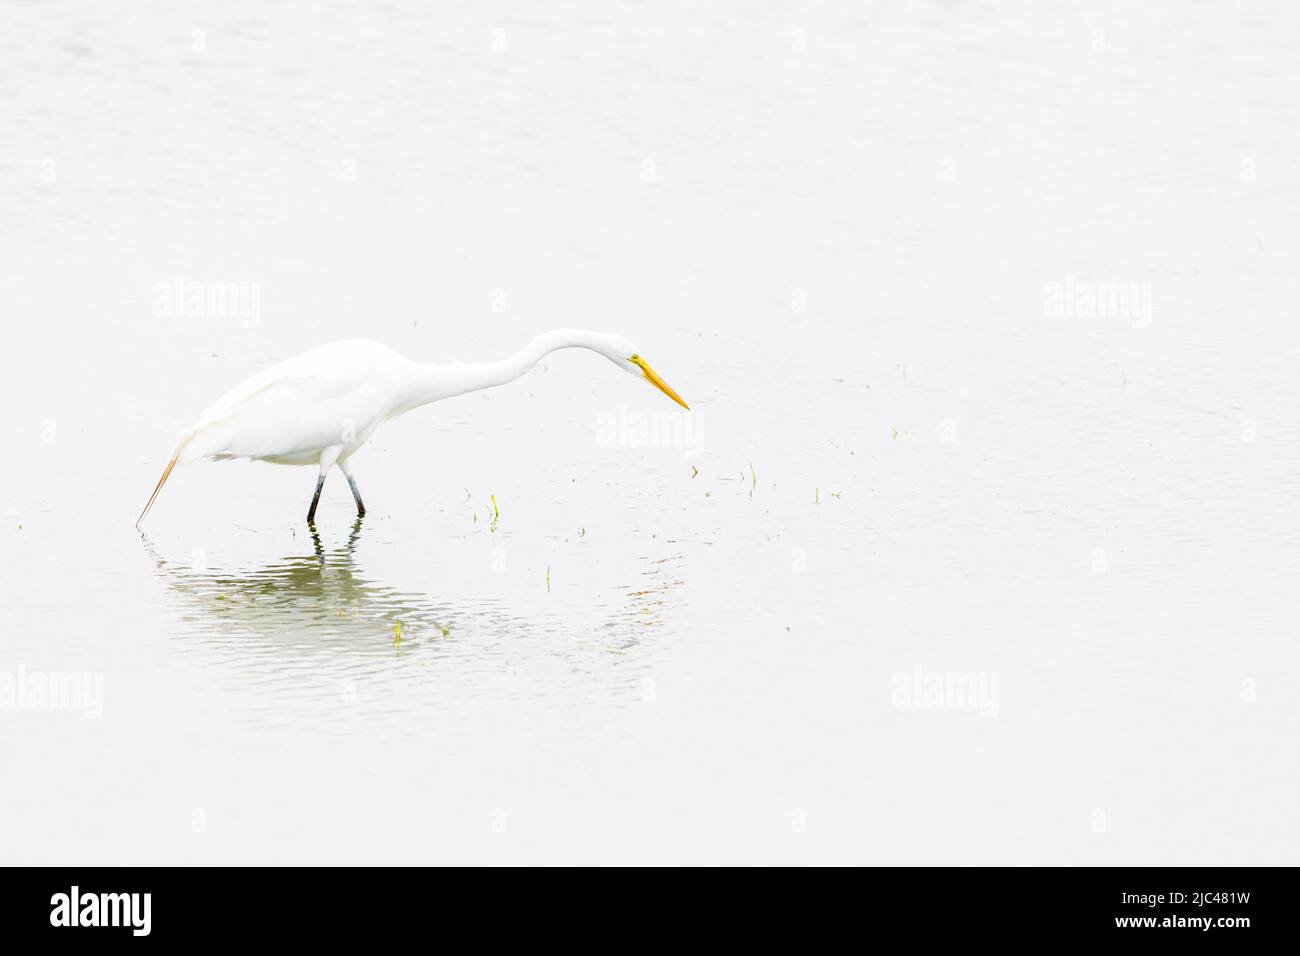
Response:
[[139, 519, 681, 714], [137, 518, 689, 741], [141, 518, 483, 660], [134, 512, 686, 736]]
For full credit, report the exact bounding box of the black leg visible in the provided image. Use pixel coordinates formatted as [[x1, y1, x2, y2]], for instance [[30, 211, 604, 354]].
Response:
[[346, 473, 366, 517], [307, 473, 326, 523]]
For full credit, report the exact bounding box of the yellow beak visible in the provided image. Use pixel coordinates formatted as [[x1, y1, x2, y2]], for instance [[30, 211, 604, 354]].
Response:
[[631, 356, 689, 410]]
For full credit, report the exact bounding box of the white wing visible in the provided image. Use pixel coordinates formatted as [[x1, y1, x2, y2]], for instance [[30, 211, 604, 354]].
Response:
[[179, 340, 405, 463]]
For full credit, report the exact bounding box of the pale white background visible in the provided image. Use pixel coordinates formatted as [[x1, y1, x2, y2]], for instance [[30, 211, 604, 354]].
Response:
[[1, 1, 1297, 864]]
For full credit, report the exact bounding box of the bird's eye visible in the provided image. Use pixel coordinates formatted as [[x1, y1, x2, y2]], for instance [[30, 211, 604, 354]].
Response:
[[630, 354, 640, 361]]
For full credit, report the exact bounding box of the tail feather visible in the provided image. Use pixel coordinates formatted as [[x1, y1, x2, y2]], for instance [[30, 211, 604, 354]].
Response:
[[136, 435, 192, 528]]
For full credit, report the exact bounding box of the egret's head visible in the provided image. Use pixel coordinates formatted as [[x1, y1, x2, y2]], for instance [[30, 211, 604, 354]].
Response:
[[597, 334, 690, 410]]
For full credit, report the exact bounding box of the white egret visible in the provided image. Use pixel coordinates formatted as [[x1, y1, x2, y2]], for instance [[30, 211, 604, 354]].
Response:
[[136, 329, 689, 527]]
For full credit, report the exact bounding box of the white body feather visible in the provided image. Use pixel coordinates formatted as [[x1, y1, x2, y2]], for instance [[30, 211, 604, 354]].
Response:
[[180, 340, 409, 466]]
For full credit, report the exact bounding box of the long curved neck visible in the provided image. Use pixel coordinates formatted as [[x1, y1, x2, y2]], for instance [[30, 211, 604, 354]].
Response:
[[398, 329, 610, 412]]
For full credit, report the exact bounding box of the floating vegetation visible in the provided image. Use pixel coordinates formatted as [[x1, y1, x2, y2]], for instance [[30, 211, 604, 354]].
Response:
[[440, 625, 450, 638], [488, 494, 500, 532], [815, 487, 820, 504], [748, 461, 757, 497], [546, 565, 551, 592], [391, 619, 403, 647], [691, 466, 699, 478]]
